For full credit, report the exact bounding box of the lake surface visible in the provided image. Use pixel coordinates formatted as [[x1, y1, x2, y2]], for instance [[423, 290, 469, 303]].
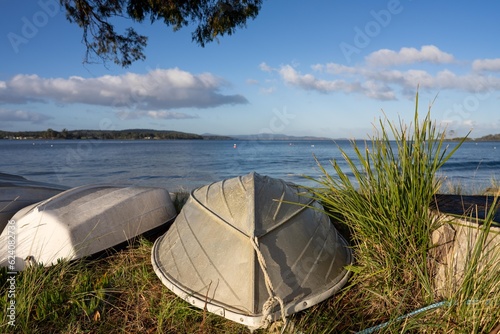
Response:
[[1, 139, 499, 193]]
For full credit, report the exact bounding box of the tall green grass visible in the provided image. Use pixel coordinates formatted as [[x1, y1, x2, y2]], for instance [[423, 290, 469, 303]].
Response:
[[295, 92, 500, 333], [306, 93, 463, 308]]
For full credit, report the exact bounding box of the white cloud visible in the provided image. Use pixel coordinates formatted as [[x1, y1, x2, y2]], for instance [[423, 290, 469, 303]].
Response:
[[362, 81, 397, 100], [278, 65, 355, 93], [277, 65, 395, 100], [0, 109, 53, 123], [365, 45, 455, 67], [314, 63, 361, 75], [246, 79, 259, 85], [259, 87, 276, 94], [262, 45, 500, 101], [472, 58, 500, 72], [0, 68, 248, 110], [116, 110, 199, 120], [259, 62, 273, 72]]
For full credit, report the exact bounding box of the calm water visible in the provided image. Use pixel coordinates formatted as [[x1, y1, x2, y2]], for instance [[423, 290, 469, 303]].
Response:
[[1, 139, 499, 192]]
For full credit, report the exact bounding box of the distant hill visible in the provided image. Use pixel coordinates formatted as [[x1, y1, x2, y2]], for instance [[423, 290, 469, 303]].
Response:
[[445, 134, 500, 142], [0, 129, 231, 140], [476, 134, 500, 141], [228, 133, 333, 141], [7, 128, 500, 141]]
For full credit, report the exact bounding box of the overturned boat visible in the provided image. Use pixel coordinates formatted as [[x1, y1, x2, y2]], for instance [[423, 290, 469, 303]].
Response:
[[1, 184, 176, 271], [431, 194, 500, 223], [0, 173, 69, 232], [151, 172, 352, 330]]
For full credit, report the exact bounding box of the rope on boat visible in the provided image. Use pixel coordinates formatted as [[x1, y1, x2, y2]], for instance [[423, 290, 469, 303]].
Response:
[[250, 236, 287, 329]]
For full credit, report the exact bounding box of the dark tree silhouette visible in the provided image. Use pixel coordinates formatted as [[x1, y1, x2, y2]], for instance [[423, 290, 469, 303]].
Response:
[[60, 0, 263, 67]]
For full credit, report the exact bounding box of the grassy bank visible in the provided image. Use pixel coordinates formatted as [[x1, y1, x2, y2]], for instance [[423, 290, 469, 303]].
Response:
[[1, 93, 500, 333]]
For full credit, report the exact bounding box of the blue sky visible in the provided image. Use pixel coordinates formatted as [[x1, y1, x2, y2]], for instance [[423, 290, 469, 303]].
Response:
[[1, 0, 500, 139]]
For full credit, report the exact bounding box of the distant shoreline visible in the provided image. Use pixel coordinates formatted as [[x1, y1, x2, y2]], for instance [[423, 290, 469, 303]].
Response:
[[0, 129, 333, 141], [0, 129, 230, 141], [2, 129, 500, 141]]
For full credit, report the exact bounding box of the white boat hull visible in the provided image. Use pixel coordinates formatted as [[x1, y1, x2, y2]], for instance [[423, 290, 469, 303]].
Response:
[[1, 184, 176, 271], [152, 172, 352, 329], [0, 173, 68, 232]]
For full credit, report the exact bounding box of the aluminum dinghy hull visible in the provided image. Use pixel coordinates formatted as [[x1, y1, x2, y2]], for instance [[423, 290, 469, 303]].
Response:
[[0, 173, 68, 232], [1, 184, 176, 271], [151, 172, 352, 330]]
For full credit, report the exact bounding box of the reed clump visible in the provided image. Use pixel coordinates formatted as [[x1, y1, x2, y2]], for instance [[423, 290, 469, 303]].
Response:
[[295, 92, 500, 333]]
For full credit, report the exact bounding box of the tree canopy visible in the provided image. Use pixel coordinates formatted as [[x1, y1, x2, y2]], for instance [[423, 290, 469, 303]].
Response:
[[60, 0, 263, 67]]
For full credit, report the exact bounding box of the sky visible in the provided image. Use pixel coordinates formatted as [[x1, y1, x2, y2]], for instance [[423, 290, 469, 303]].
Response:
[[1, 0, 500, 139]]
